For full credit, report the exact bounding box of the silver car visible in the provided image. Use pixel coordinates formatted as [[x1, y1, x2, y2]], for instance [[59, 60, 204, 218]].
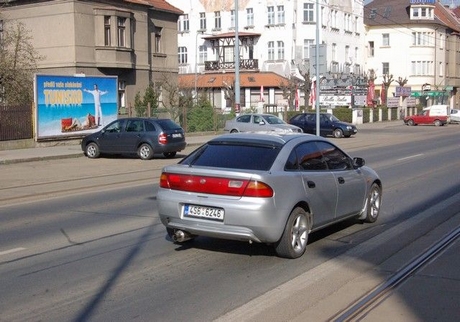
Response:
[[224, 113, 302, 133], [157, 133, 382, 259]]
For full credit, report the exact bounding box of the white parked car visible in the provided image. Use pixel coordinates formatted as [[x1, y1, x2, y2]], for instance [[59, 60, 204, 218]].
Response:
[[450, 109, 460, 123]]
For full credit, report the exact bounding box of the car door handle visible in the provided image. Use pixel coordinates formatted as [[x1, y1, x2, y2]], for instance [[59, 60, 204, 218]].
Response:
[[338, 177, 345, 184], [307, 180, 316, 188]]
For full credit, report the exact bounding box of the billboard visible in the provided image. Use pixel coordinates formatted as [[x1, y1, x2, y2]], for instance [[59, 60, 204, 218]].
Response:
[[34, 74, 118, 140]]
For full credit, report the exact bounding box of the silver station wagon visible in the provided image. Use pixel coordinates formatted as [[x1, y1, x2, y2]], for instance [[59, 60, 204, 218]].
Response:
[[157, 133, 382, 259]]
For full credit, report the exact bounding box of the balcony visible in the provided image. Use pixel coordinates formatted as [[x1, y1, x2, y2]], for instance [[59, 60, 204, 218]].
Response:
[[204, 59, 259, 72]]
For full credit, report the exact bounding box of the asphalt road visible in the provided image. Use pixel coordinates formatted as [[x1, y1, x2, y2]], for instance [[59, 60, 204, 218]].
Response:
[[0, 122, 459, 321]]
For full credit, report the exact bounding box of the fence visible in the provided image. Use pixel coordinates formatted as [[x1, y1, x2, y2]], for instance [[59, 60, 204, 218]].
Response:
[[0, 105, 33, 141]]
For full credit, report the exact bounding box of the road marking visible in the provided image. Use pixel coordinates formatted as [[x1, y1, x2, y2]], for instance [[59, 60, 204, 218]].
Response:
[[397, 153, 424, 161], [0, 247, 26, 256]]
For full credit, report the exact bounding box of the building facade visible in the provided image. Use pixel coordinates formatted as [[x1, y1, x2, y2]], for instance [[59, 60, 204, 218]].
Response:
[[364, 0, 460, 108], [0, 0, 182, 113], [168, 0, 366, 111]]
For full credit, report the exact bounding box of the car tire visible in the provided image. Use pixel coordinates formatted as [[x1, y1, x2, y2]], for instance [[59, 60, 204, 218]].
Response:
[[163, 151, 177, 158], [434, 119, 442, 127], [85, 142, 100, 159], [362, 183, 382, 223], [407, 119, 415, 126], [230, 129, 239, 133], [274, 207, 309, 259], [333, 128, 344, 138], [138, 143, 153, 160]]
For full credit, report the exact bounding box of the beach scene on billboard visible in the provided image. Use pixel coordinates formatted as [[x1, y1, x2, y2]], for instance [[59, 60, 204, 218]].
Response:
[[35, 74, 118, 139]]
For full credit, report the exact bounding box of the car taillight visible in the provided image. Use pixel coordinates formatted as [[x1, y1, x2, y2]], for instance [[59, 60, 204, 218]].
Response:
[[158, 133, 167, 145], [159, 173, 273, 198]]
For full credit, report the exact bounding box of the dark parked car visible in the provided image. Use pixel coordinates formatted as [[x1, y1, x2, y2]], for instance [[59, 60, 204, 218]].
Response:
[[289, 112, 358, 138], [157, 133, 382, 259], [81, 117, 186, 160]]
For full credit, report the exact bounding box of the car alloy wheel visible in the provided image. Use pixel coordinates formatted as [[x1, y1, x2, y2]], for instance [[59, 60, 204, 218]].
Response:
[[138, 143, 153, 160], [363, 183, 381, 223], [85, 142, 100, 158], [275, 207, 309, 259]]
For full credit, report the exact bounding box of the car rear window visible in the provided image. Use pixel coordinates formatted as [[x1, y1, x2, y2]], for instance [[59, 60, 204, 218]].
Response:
[[156, 119, 182, 130], [181, 143, 281, 171]]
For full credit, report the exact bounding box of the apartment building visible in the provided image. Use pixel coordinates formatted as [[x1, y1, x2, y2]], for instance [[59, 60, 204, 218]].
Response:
[[0, 0, 182, 111], [168, 0, 365, 111], [364, 0, 460, 108]]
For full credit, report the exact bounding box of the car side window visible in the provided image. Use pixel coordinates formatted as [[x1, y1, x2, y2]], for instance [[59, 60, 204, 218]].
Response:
[[316, 141, 353, 171], [105, 120, 123, 133], [126, 120, 144, 132], [253, 115, 261, 124], [285, 142, 327, 171], [237, 115, 251, 123], [145, 121, 156, 132]]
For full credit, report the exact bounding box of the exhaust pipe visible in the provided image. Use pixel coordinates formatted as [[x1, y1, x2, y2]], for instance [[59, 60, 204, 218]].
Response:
[[172, 230, 194, 243]]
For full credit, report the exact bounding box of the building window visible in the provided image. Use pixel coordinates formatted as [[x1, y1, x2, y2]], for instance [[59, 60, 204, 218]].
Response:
[[267, 6, 275, 25], [268, 41, 275, 60], [303, 3, 314, 22], [412, 32, 434, 46], [332, 43, 336, 61], [224, 46, 234, 63], [382, 33, 390, 46], [277, 5, 285, 24], [199, 45, 207, 64], [277, 41, 284, 60], [246, 8, 254, 26], [369, 41, 374, 57], [104, 16, 111, 46], [304, 39, 314, 59], [200, 12, 206, 30], [182, 14, 189, 32], [411, 60, 433, 76], [117, 17, 126, 47], [214, 11, 221, 30], [345, 45, 350, 62], [231, 10, 235, 28], [382, 62, 389, 74], [178, 47, 187, 64], [154, 27, 162, 53]]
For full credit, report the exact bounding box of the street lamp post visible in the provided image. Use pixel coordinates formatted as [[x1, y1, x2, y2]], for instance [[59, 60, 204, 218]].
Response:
[[234, 0, 240, 114]]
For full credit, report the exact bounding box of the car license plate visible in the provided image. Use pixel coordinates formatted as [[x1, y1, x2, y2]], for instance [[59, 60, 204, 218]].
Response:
[[183, 204, 224, 221], [172, 133, 182, 138]]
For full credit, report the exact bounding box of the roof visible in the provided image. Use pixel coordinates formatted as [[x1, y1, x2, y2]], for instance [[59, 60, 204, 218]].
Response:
[[364, 0, 460, 32], [179, 72, 291, 89], [124, 0, 183, 15]]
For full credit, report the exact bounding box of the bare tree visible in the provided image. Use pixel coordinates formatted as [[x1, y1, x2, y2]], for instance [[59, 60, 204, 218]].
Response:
[[381, 73, 394, 105], [0, 20, 43, 105], [396, 76, 408, 86]]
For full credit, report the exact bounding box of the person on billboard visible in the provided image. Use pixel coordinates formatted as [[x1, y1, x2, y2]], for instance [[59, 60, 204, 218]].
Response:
[[84, 84, 108, 126]]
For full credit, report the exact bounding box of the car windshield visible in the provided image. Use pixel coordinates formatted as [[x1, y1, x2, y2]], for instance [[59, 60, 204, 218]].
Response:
[[264, 115, 285, 125], [180, 142, 281, 171], [156, 119, 182, 130], [328, 114, 340, 122]]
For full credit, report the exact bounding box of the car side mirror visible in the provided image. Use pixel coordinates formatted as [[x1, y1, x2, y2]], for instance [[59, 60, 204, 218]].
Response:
[[353, 157, 365, 168], [259, 120, 265, 125]]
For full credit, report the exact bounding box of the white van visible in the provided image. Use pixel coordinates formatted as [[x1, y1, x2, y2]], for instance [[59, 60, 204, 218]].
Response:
[[424, 104, 450, 117]]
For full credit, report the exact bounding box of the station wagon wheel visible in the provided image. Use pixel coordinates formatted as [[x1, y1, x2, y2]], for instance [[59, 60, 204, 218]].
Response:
[[230, 129, 239, 133], [275, 207, 309, 259], [407, 119, 415, 126], [163, 151, 177, 158], [333, 128, 344, 138], [85, 142, 100, 158], [362, 183, 382, 223], [138, 143, 153, 160]]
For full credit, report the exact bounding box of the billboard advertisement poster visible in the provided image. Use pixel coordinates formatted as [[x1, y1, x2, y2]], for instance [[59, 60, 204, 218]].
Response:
[[35, 74, 118, 140]]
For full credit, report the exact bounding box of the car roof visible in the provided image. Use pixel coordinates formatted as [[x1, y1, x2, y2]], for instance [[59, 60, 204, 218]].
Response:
[[208, 132, 321, 146]]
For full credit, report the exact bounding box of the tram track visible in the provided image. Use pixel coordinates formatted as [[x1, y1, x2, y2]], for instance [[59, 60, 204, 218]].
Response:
[[331, 225, 460, 321]]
